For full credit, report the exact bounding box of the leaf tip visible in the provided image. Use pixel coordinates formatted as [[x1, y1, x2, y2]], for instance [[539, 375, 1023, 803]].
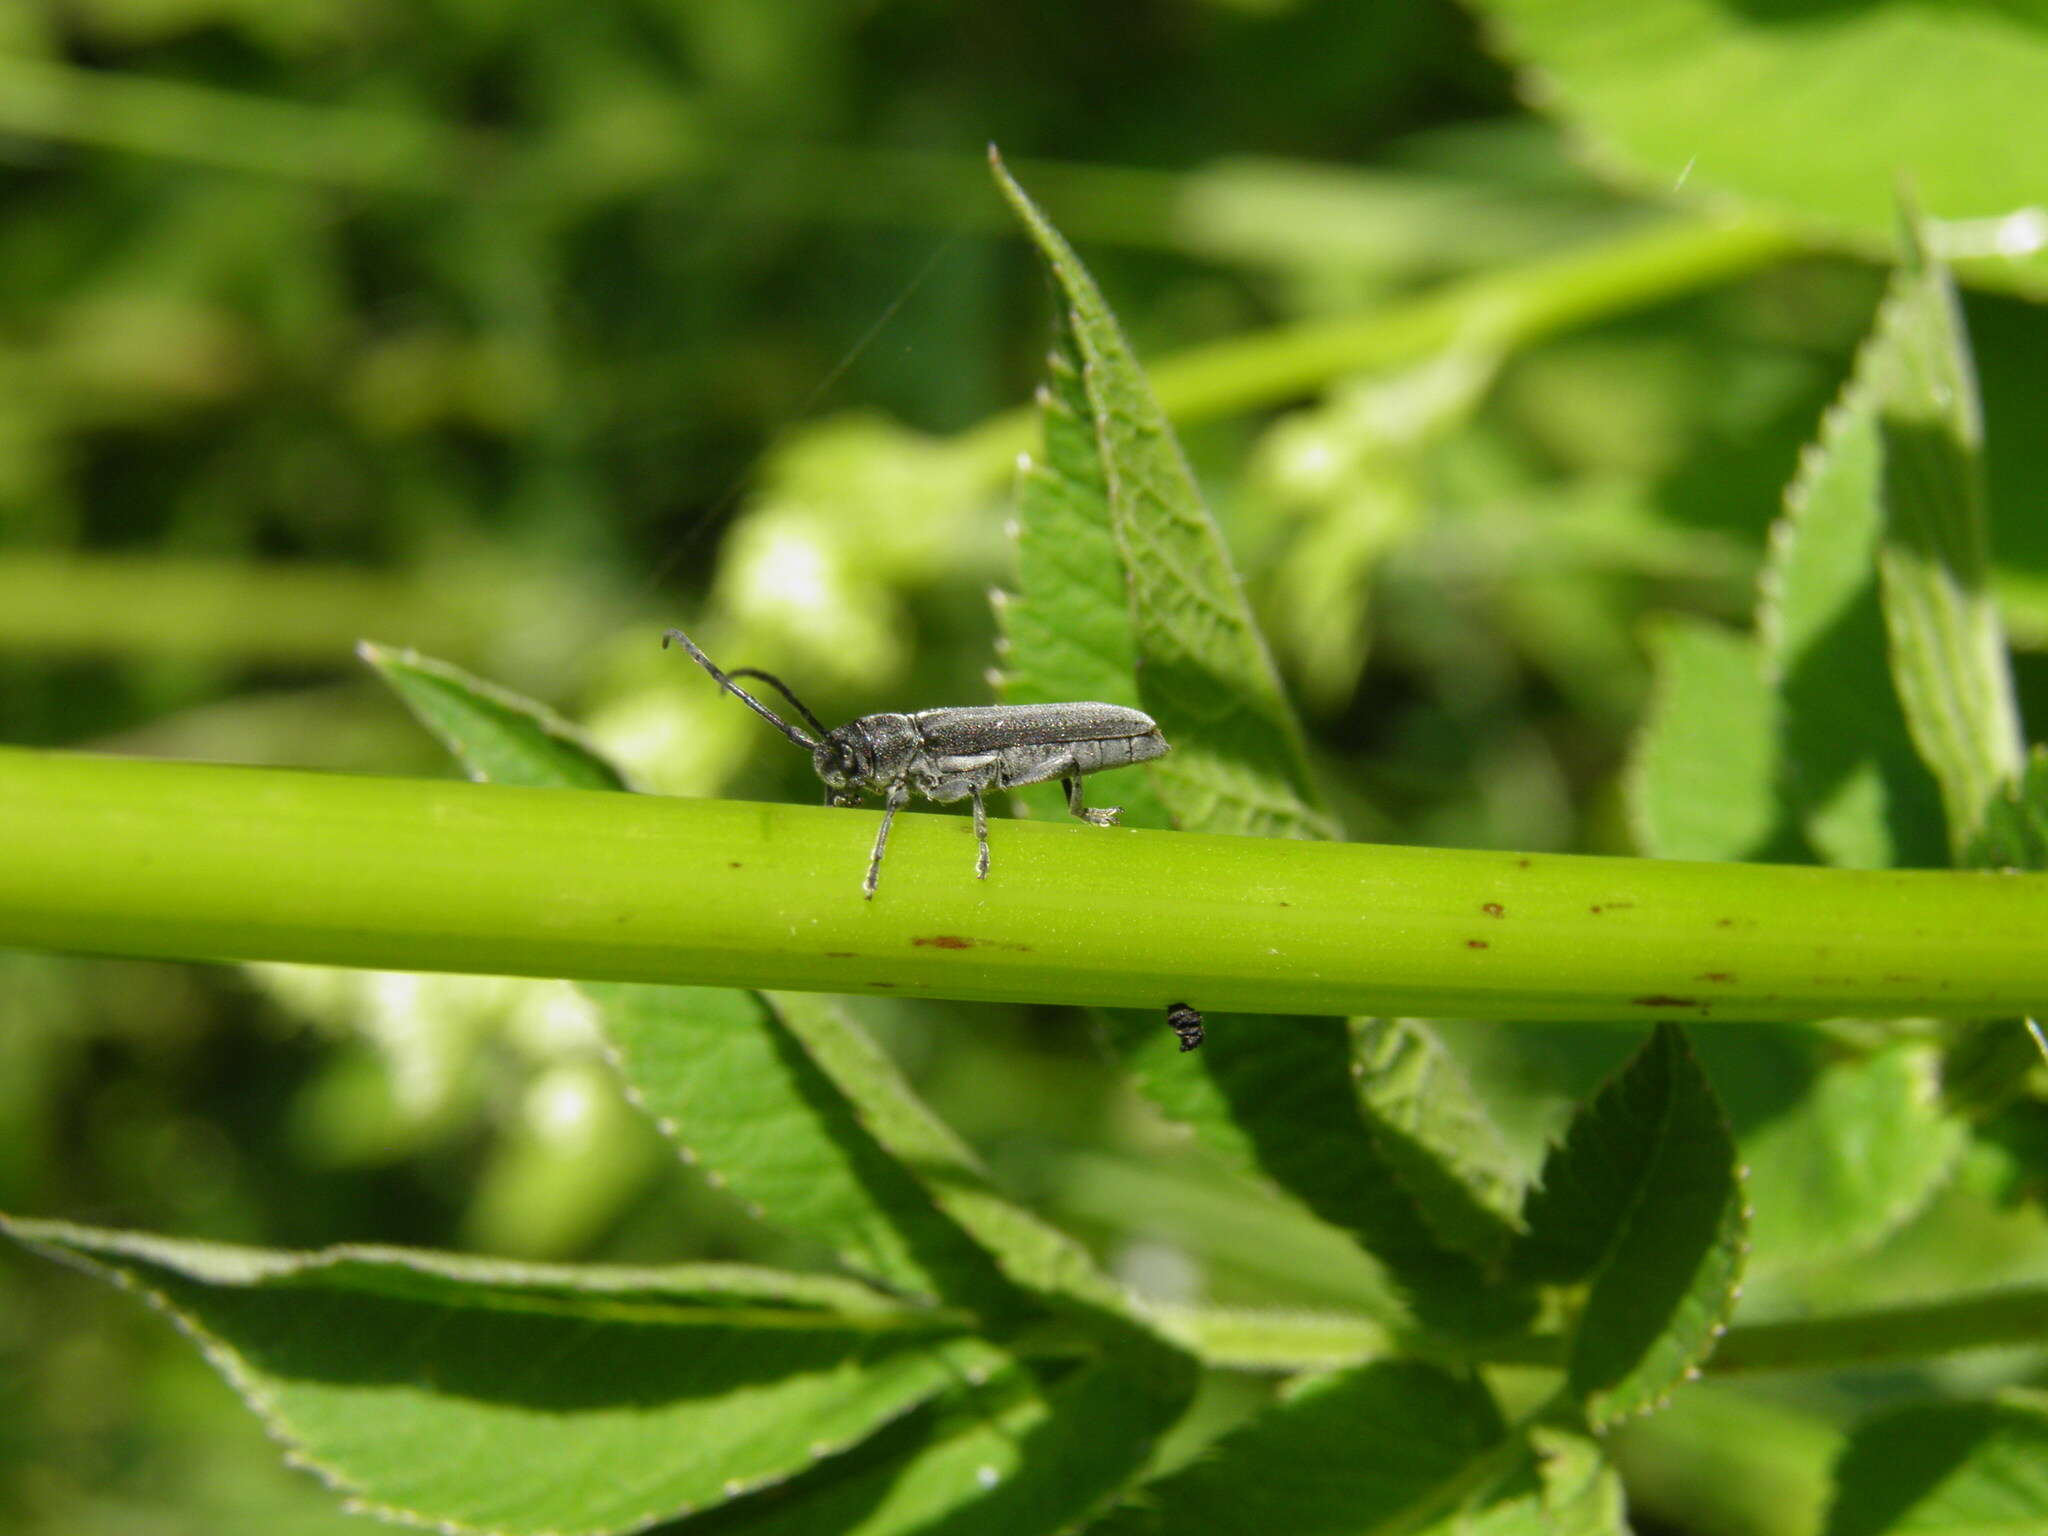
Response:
[[987, 142, 1024, 204], [1891, 179, 1933, 272]]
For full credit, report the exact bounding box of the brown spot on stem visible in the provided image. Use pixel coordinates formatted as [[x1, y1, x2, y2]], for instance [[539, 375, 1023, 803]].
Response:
[[1467, 939, 1489, 950], [913, 935, 975, 950], [1481, 902, 1505, 918], [1633, 994, 1698, 1008], [1697, 972, 1735, 984]]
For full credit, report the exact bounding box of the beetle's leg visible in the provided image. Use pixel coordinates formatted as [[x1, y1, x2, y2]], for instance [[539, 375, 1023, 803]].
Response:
[[914, 770, 995, 881], [865, 781, 910, 899], [970, 784, 990, 879], [1065, 776, 1121, 827]]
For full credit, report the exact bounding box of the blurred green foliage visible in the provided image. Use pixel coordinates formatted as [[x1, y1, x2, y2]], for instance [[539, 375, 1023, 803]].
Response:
[[6, 1, 2048, 1532]]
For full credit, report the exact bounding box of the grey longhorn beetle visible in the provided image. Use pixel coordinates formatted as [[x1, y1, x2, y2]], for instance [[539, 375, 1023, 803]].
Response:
[[662, 628, 1169, 898]]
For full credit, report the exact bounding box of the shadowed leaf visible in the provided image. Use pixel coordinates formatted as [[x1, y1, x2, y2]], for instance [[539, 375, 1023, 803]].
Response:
[[1513, 1023, 1746, 1425], [359, 641, 629, 792], [1, 1217, 996, 1536], [1827, 1399, 2048, 1536], [1087, 1360, 1508, 1536], [1630, 616, 1804, 863], [991, 148, 1331, 844], [1868, 215, 2024, 860]]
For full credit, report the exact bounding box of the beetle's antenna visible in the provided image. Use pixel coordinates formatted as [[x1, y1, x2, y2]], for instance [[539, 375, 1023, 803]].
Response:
[[725, 667, 831, 742], [662, 629, 820, 750]]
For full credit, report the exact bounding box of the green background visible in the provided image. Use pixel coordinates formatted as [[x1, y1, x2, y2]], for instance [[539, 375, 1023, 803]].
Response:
[[5, 2, 2048, 1532]]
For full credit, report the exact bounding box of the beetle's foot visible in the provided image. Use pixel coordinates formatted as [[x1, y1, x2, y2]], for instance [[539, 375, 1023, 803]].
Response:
[[1079, 806, 1120, 827]]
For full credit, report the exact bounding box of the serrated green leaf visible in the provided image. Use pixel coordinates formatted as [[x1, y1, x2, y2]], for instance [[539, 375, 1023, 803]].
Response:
[[364, 646, 1143, 1326], [989, 152, 1516, 1339], [990, 148, 1333, 844], [1085, 1360, 1508, 1536], [1, 1217, 997, 1536], [1348, 1016, 1525, 1268], [1869, 218, 2025, 862], [765, 990, 1135, 1315], [1760, 366, 1948, 869], [590, 983, 1018, 1311], [358, 641, 628, 791], [1473, 0, 2048, 296], [1629, 616, 1803, 863], [1089, 1011, 1523, 1335], [995, 259, 1175, 833], [1513, 1022, 1746, 1426], [1937, 1014, 2048, 1121], [1700, 1034, 1964, 1276], [359, 644, 1021, 1309], [593, 978, 1136, 1321], [1530, 1427, 1630, 1536], [1826, 1399, 2048, 1536], [1427, 1428, 1628, 1536], [718, 1352, 1192, 1536], [1099, 1007, 1526, 1339], [1759, 210, 2025, 870], [1971, 746, 2048, 871]]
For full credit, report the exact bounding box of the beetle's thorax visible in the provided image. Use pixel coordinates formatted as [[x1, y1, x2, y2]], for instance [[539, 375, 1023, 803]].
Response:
[[814, 713, 918, 796]]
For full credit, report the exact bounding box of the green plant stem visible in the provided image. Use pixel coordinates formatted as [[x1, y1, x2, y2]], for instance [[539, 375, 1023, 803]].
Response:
[[0, 553, 490, 663], [1160, 214, 1795, 416], [0, 54, 469, 191], [1167, 1286, 2048, 1377], [1703, 1287, 2048, 1375], [1502, 1287, 2048, 1375], [1147, 1305, 1392, 1372], [955, 209, 1803, 467], [2, 748, 2042, 1022]]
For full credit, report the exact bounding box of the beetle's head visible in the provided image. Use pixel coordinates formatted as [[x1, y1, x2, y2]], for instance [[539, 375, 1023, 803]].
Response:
[[814, 730, 870, 802]]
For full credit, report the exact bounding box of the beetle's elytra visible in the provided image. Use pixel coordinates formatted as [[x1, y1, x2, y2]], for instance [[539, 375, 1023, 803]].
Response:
[[662, 628, 1169, 897]]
